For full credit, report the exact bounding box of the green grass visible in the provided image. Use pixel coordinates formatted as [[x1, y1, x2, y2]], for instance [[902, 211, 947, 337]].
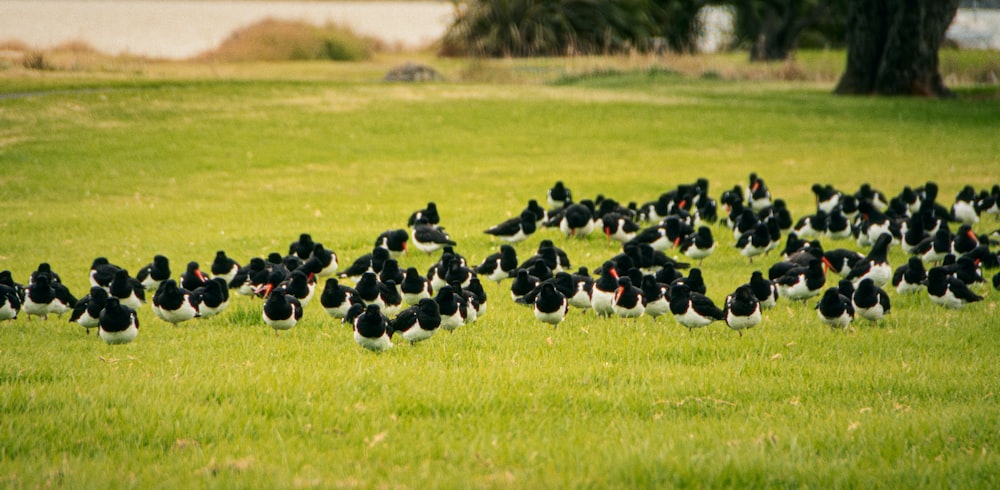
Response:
[[1, 59, 1000, 488]]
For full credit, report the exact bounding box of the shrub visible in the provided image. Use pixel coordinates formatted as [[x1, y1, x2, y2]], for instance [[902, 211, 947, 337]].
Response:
[[196, 18, 378, 62]]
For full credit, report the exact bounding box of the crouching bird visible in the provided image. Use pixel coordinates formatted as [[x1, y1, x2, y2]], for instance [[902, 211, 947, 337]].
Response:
[[816, 287, 854, 330], [390, 298, 441, 345], [724, 285, 761, 336], [352, 303, 392, 352], [98, 297, 139, 345]]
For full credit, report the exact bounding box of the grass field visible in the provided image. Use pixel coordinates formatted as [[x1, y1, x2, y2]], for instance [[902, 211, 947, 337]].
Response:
[[1, 54, 1000, 488]]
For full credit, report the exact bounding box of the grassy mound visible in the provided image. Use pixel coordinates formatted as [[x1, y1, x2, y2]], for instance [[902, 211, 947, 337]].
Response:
[[196, 18, 379, 62]]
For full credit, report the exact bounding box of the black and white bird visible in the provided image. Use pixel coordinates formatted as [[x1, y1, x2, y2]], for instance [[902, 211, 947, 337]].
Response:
[[590, 262, 619, 317], [951, 224, 979, 256], [288, 233, 316, 260], [320, 278, 359, 320], [353, 304, 392, 352], [547, 181, 572, 209], [152, 279, 199, 324], [736, 222, 771, 263], [137, 254, 171, 291], [299, 243, 338, 278], [388, 268, 426, 308], [475, 245, 518, 284], [816, 287, 854, 329], [0, 283, 22, 321], [533, 282, 569, 327], [748, 270, 778, 310], [668, 282, 725, 331], [484, 210, 537, 243], [69, 286, 108, 334], [98, 297, 139, 345], [680, 226, 715, 265], [411, 217, 457, 254], [390, 298, 441, 344], [375, 229, 409, 258], [603, 213, 640, 244], [108, 269, 144, 311], [926, 266, 984, 309], [24, 273, 74, 320], [852, 278, 891, 322], [434, 285, 467, 332], [262, 289, 303, 334], [192, 277, 230, 318], [951, 185, 980, 225], [724, 285, 761, 336], [612, 276, 645, 319], [775, 259, 828, 302], [845, 233, 893, 287], [892, 257, 927, 294], [558, 201, 596, 238], [180, 261, 209, 292], [640, 275, 670, 319], [824, 249, 866, 276], [209, 250, 241, 284], [916, 228, 953, 265], [407, 201, 441, 228], [89, 257, 122, 290], [510, 269, 540, 303], [339, 247, 391, 283]]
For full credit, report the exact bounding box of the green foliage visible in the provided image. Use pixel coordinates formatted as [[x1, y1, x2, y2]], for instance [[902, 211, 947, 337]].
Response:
[[441, 0, 703, 57], [0, 69, 999, 487]]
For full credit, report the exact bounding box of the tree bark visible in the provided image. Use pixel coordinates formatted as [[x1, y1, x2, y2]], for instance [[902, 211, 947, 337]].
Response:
[[834, 0, 960, 97]]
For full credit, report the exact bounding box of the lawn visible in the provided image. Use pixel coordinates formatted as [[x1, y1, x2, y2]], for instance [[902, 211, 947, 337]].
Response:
[[1, 56, 999, 488]]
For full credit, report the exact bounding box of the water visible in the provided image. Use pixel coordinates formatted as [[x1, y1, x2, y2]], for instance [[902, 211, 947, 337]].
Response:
[[0, 0, 455, 59]]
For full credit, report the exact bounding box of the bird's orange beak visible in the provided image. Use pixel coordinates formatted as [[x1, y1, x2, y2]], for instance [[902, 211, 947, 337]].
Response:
[[821, 257, 833, 274]]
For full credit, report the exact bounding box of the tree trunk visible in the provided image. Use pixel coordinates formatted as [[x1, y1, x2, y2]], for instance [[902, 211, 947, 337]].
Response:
[[834, 0, 960, 97]]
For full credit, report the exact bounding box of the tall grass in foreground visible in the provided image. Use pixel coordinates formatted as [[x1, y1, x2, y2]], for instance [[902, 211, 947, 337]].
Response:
[[0, 71, 998, 487]]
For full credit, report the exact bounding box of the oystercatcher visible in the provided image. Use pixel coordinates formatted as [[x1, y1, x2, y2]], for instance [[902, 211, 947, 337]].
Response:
[[434, 285, 466, 332], [209, 250, 240, 284], [464, 277, 488, 318], [152, 280, 199, 324], [590, 262, 619, 317], [845, 234, 893, 287], [399, 267, 432, 305], [736, 222, 770, 263], [640, 275, 670, 319], [951, 185, 980, 225], [812, 184, 842, 214], [375, 229, 409, 258], [724, 285, 761, 336], [668, 283, 724, 330], [390, 298, 441, 344], [680, 226, 715, 265], [192, 278, 229, 318], [288, 233, 315, 260], [567, 269, 594, 311], [793, 210, 827, 239], [484, 211, 537, 243], [603, 213, 640, 244], [29, 263, 62, 287], [852, 278, 890, 322], [628, 225, 671, 251], [510, 269, 539, 303], [533, 282, 569, 326], [353, 304, 392, 352], [180, 261, 209, 291], [475, 245, 518, 284], [320, 278, 359, 319], [522, 199, 548, 228], [825, 207, 852, 240], [926, 266, 983, 309], [856, 199, 894, 247], [547, 181, 572, 209], [98, 297, 139, 345], [775, 258, 827, 302], [0, 284, 21, 321], [89, 257, 122, 290], [23, 274, 58, 320], [824, 249, 865, 276], [109, 269, 144, 311], [411, 217, 456, 254], [917, 228, 952, 265], [816, 287, 854, 329], [407, 201, 440, 228], [339, 247, 391, 282], [262, 290, 302, 334], [558, 201, 596, 238], [612, 276, 645, 319], [892, 257, 927, 294], [378, 258, 404, 288], [748, 270, 778, 310], [302, 243, 338, 277], [136, 255, 171, 291], [943, 255, 984, 286], [951, 224, 979, 255], [70, 286, 107, 334], [746, 173, 772, 212]]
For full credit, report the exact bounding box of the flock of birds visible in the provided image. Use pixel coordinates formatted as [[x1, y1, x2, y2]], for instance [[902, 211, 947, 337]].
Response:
[[2, 175, 999, 351]]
